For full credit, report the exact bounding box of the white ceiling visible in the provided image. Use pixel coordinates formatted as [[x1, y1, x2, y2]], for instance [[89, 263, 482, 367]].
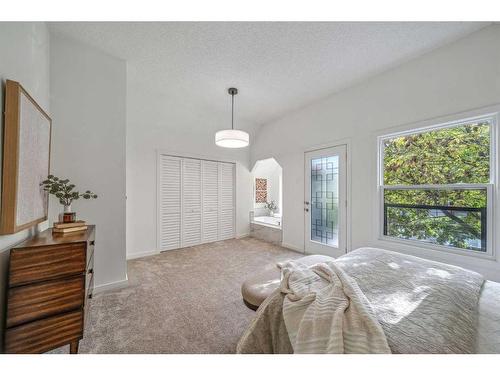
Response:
[[49, 22, 488, 130]]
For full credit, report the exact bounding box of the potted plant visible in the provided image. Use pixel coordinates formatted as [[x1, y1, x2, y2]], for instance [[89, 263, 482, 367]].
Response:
[[41, 175, 98, 221], [265, 200, 278, 217]]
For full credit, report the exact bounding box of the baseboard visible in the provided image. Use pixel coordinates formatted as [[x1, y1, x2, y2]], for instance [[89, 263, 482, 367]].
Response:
[[126, 250, 160, 260], [93, 276, 129, 295], [281, 242, 305, 254], [236, 233, 250, 239]]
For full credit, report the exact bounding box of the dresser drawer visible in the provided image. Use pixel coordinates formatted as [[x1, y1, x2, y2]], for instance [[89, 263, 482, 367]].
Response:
[[9, 243, 86, 287], [5, 310, 84, 354], [6, 275, 85, 328]]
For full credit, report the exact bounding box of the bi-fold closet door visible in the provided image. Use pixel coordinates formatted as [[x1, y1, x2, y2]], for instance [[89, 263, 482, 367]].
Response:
[[202, 160, 219, 243], [158, 155, 235, 251]]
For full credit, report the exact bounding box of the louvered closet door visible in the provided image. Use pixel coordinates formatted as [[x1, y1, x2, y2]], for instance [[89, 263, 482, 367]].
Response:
[[158, 156, 182, 251], [202, 160, 219, 243], [218, 162, 235, 240], [182, 159, 202, 247]]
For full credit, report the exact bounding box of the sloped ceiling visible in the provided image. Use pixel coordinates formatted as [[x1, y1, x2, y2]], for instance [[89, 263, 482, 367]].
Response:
[[50, 22, 489, 132]]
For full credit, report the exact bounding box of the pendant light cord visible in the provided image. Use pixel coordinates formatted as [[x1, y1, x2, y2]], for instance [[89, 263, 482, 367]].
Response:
[[231, 92, 234, 130]]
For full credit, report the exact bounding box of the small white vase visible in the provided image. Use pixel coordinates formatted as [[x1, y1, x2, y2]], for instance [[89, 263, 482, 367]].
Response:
[[269, 210, 275, 217], [64, 204, 72, 213]]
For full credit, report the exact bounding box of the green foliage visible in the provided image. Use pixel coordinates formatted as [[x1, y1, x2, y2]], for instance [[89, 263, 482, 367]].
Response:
[[384, 122, 490, 186], [40, 175, 98, 207], [383, 122, 490, 251], [266, 200, 278, 211]]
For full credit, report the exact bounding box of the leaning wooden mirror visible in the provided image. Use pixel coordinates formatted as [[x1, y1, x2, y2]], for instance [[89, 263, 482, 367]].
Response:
[[0, 79, 51, 234]]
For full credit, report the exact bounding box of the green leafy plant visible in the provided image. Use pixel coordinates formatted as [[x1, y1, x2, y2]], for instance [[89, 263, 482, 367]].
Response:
[[265, 200, 278, 211], [41, 175, 98, 207]]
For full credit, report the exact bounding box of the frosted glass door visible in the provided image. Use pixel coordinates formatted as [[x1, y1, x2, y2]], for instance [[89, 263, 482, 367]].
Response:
[[311, 155, 339, 246], [305, 145, 347, 257]]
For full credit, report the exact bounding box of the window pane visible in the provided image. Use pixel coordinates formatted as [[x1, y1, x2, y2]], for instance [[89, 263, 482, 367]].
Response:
[[311, 156, 339, 247], [383, 121, 490, 185], [384, 189, 487, 252]]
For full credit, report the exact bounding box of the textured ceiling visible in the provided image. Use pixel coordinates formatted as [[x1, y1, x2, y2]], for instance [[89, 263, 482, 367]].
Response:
[[49, 22, 488, 130]]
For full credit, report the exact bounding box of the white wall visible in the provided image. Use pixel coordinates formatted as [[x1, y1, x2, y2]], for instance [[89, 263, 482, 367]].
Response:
[[251, 25, 500, 280], [0, 22, 50, 351], [50, 34, 128, 291], [126, 82, 254, 259]]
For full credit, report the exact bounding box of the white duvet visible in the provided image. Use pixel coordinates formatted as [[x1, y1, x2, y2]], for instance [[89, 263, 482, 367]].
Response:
[[476, 280, 500, 353]]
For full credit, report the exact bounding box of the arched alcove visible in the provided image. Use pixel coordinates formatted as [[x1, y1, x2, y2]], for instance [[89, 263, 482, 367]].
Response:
[[251, 158, 283, 223]]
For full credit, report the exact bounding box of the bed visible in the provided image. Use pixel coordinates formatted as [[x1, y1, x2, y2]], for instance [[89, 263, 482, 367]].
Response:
[[476, 280, 500, 353], [239, 249, 500, 354]]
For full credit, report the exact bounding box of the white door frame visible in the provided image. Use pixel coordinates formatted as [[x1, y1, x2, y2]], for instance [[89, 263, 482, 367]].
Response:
[[304, 144, 349, 257]]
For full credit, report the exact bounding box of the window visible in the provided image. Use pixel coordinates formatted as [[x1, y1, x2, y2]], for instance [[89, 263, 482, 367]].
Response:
[[379, 115, 496, 255]]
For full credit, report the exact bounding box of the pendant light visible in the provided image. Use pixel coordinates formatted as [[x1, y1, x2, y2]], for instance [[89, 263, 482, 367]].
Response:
[[215, 88, 249, 148]]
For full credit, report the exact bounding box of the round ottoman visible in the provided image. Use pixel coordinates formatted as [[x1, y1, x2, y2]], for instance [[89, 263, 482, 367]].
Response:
[[241, 254, 335, 310]]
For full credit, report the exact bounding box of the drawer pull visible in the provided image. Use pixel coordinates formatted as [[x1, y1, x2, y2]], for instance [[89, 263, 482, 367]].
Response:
[[88, 268, 93, 275], [89, 240, 95, 246]]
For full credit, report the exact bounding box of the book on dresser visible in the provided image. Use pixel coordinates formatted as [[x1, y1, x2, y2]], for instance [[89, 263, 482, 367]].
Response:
[[52, 220, 88, 234], [3, 225, 95, 354], [54, 220, 86, 229], [52, 225, 88, 234]]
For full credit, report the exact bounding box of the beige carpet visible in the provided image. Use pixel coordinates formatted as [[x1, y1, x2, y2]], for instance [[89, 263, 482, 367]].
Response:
[[52, 237, 301, 353]]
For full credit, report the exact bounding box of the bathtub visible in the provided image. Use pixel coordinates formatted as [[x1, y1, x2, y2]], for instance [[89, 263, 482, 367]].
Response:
[[253, 215, 281, 228]]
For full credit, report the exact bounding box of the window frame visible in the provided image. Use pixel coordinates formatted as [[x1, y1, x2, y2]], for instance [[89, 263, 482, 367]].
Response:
[[377, 113, 497, 259]]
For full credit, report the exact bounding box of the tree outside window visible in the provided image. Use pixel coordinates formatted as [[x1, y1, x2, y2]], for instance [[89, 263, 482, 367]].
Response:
[[381, 118, 492, 253]]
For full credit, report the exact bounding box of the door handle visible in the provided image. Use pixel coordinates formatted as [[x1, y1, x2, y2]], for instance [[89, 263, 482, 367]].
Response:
[[304, 201, 309, 205], [304, 208, 309, 212]]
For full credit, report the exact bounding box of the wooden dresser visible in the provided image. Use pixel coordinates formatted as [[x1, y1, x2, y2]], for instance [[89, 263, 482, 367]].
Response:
[[4, 225, 95, 354]]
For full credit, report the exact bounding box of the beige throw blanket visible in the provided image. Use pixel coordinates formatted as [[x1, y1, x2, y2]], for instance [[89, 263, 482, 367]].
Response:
[[280, 260, 391, 354]]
